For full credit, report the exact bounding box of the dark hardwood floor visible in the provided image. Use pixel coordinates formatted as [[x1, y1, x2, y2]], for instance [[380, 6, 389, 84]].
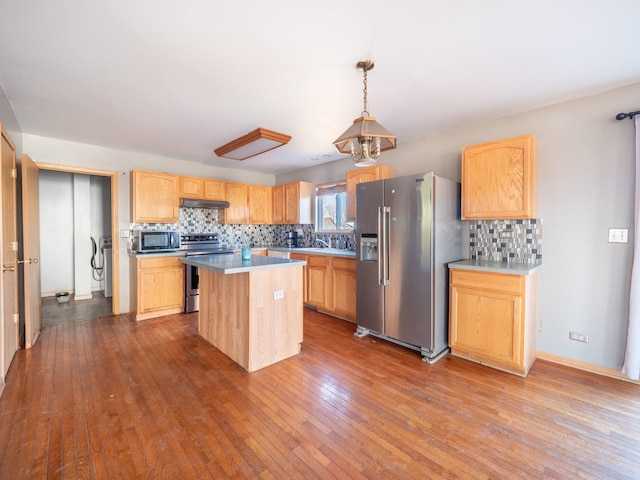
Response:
[[42, 294, 113, 326], [1, 308, 639, 479]]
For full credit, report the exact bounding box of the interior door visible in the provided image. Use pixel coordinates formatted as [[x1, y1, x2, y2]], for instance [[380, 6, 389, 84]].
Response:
[[21, 154, 41, 348], [1, 124, 19, 382]]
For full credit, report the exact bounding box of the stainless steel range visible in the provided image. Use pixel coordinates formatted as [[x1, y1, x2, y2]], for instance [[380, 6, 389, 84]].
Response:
[[182, 233, 234, 313]]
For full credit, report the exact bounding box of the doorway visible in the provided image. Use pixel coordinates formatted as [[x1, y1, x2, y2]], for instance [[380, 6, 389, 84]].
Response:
[[36, 163, 120, 324], [39, 170, 114, 325]]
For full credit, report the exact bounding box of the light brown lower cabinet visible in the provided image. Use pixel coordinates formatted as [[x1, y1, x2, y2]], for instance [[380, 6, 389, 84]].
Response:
[[130, 255, 185, 321], [289, 253, 308, 303], [304, 254, 356, 322], [449, 268, 538, 376]]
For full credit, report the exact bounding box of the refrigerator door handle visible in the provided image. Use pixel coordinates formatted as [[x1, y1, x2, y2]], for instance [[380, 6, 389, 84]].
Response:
[[377, 206, 384, 285], [381, 206, 390, 286]]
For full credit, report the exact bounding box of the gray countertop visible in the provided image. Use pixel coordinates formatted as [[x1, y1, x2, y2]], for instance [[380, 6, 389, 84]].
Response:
[[180, 254, 306, 274], [448, 259, 542, 275], [129, 251, 186, 258], [268, 246, 356, 258]]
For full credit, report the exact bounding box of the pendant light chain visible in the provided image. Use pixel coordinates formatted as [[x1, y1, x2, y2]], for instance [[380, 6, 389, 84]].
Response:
[[362, 67, 369, 117]]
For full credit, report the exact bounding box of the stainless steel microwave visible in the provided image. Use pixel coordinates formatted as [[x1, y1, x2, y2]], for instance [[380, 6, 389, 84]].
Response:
[[132, 230, 180, 253]]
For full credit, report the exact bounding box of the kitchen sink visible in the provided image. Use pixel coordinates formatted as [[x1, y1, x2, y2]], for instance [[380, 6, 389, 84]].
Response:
[[292, 247, 356, 257]]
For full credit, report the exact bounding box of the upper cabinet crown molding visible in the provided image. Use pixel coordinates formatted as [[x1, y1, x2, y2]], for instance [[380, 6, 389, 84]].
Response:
[[461, 133, 537, 220]]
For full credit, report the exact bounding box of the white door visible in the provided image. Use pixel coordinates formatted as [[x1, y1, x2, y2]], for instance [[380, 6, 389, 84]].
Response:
[[1, 124, 19, 382], [22, 154, 41, 348]]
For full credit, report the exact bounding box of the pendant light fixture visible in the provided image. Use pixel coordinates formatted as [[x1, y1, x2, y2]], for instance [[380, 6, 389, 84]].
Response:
[[333, 60, 397, 167]]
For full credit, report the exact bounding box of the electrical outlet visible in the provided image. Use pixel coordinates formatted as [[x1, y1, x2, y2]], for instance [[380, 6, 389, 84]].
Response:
[[273, 290, 284, 300], [608, 228, 628, 243], [120, 229, 130, 238], [569, 331, 589, 343]]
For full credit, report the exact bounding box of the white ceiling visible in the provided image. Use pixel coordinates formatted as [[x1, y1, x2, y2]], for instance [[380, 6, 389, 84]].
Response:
[[1, 0, 640, 175]]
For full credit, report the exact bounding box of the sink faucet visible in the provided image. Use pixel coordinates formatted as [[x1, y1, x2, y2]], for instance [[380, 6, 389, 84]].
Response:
[[316, 238, 331, 248]]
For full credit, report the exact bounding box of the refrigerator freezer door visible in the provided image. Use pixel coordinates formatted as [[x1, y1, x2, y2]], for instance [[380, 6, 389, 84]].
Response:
[[356, 179, 385, 334], [384, 173, 434, 348]]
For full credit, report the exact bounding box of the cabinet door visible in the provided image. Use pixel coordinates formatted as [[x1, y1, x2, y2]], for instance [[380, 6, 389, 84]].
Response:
[[131, 170, 179, 223], [283, 181, 312, 225], [461, 133, 536, 220], [449, 270, 525, 371], [272, 184, 285, 224], [346, 165, 393, 220], [225, 182, 249, 224], [290, 253, 308, 303], [204, 179, 226, 200], [137, 257, 184, 314], [331, 257, 356, 321], [307, 255, 330, 309], [180, 176, 204, 199], [249, 185, 272, 224]]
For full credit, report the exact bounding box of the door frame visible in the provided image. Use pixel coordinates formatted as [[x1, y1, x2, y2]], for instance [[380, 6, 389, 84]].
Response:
[[36, 163, 120, 314]]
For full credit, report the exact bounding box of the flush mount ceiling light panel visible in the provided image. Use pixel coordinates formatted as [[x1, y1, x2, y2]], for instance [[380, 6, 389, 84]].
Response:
[[333, 60, 397, 167], [214, 128, 292, 160]]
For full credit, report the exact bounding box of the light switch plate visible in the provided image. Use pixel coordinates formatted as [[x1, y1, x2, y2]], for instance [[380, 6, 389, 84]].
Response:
[[608, 228, 628, 243]]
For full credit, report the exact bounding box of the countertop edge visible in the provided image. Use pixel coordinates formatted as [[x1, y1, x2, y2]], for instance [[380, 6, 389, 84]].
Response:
[[180, 256, 307, 274], [448, 259, 542, 275]]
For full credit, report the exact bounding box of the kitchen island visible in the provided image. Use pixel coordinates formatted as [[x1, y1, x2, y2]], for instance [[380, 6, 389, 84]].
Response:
[[180, 254, 306, 372]]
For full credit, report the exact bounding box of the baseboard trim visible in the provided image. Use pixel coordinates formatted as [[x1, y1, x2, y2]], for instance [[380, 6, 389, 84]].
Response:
[[536, 351, 640, 384]]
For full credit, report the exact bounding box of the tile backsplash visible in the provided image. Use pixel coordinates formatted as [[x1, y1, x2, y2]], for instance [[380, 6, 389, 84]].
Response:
[[130, 207, 346, 248], [131, 207, 540, 261], [469, 219, 542, 264]]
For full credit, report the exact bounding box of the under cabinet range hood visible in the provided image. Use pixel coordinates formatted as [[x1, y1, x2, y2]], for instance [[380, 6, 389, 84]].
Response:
[[179, 198, 230, 209]]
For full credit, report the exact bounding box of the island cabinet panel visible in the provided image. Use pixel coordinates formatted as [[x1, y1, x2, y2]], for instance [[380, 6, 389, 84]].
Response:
[[179, 176, 205, 199], [204, 179, 226, 200], [198, 266, 303, 372], [225, 182, 249, 224], [249, 185, 272, 224], [461, 133, 537, 220], [346, 164, 393, 220], [131, 170, 179, 223], [449, 268, 538, 376], [331, 257, 356, 321], [132, 255, 185, 321]]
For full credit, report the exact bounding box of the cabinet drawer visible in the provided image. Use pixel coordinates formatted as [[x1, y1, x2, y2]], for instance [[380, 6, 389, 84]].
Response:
[[332, 257, 355, 271], [451, 269, 524, 295], [138, 255, 184, 269], [307, 255, 330, 267]]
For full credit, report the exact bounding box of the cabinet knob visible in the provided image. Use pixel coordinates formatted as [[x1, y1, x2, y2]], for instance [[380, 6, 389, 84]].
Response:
[[2, 265, 15, 273]]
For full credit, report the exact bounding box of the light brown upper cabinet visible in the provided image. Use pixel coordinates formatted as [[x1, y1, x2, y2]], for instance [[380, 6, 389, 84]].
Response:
[[179, 176, 204, 199], [131, 170, 179, 223], [461, 133, 537, 220], [180, 176, 226, 201], [272, 181, 313, 224], [249, 185, 272, 224], [346, 165, 394, 220], [204, 179, 226, 200], [225, 182, 249, 224]]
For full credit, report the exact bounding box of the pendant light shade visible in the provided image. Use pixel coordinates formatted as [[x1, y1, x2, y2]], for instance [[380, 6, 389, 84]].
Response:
[[333, 60, 396, 167]]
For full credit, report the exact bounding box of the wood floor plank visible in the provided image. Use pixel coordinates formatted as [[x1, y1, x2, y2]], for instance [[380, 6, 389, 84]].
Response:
[[1, 305, 639, 479]]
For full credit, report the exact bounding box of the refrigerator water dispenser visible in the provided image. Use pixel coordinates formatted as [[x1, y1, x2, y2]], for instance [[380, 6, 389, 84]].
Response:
[[360, 234, 378, 261]]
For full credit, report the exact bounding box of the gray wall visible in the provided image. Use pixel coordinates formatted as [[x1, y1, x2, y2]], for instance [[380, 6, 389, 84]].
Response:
[[278, 81, 640, 372]]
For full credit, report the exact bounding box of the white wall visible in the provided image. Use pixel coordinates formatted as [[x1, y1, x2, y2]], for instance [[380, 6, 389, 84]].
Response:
[[23, 135, 277, 313], [278, 81, 640, 372], [39, 170, 74, 294]]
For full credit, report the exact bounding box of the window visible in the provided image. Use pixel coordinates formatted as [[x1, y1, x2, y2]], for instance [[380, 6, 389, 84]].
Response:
[[315, 181, 353, 232]]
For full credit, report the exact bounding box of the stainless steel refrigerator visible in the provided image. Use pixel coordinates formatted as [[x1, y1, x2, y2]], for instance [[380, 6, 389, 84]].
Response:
[[355, 172, 466, 363]]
